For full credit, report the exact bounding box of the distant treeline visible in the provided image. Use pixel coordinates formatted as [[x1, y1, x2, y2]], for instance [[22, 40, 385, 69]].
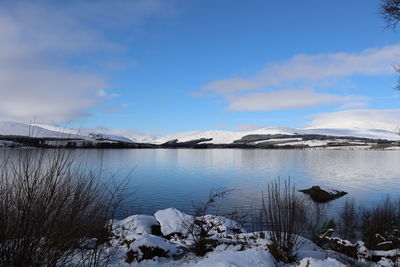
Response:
[[1, 134, 399, 149]]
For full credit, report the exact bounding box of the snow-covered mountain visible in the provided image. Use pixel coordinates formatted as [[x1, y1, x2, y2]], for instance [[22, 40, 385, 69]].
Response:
[[152, 127, 297, 145], [1, 121, 400, 147], [0, 121, 79, 139], [151, 126, 400, 145], [0, 121, 135, 143], [33, 124, 154, 144]]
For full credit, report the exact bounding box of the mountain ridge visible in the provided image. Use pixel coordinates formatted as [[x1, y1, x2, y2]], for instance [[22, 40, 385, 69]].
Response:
[[1, 121, 400, 149]]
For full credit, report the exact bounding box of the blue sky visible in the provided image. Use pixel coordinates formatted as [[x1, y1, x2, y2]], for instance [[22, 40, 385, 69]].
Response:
[[1, 0, 400, 134]]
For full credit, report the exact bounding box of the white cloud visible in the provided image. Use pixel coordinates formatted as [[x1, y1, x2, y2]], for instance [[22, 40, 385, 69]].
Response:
[[97, 89, 120, 98], [0, 0, 175, 123], [227, 89, 359, 111], [0, 67, 105, 123], [202, 44, 400, 94], [200, 44, 400, 111], [305, 109, 400, 131], [338, 101, 369, 109], [202, 78, 258, 95], [97, 89, 109, 97]]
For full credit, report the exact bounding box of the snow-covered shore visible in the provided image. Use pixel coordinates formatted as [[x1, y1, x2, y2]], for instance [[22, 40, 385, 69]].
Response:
[[84, 208, 398, 267]]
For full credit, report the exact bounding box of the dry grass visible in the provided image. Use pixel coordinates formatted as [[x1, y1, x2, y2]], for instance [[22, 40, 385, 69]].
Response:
[[0, 148, 129, 266], [337, 198, 358, 242], [261, 179, 307, 263], [360, 196, 400, 249], [184, 188, 231, 256]]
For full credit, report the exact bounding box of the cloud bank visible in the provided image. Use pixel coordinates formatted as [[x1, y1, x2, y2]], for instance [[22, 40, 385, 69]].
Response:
[[0, 0, 174, 123], [200, 44, 400, 111], [227, 89, 348, 111]]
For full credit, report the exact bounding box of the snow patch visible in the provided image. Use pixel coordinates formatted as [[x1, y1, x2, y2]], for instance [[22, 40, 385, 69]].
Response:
[[297, 257, 346, 267], [154, 208, 193, 236], [113, 215, 159, 236], [130, 234, 179, 257], [191, 247, 276, 267]]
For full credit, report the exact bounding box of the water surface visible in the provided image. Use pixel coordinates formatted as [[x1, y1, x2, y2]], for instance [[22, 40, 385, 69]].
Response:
[[3, 148, 400, 219], [77, 149, 400, 217]]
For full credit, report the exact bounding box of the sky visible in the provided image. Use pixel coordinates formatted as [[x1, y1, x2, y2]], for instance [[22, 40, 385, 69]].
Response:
[[1, 0, 400, 135]]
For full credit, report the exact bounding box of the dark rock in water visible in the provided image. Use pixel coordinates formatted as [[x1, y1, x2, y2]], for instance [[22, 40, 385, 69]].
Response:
[[299, 186, 347, 203]]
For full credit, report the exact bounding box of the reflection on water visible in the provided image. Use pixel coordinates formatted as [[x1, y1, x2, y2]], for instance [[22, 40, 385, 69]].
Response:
[[2, 149, 400, 218], [75, 149, 400, 217]]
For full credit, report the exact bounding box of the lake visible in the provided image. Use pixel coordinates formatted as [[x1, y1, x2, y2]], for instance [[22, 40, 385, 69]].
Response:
[[72, 149, 400, 218], [3, 148, 400, 221]]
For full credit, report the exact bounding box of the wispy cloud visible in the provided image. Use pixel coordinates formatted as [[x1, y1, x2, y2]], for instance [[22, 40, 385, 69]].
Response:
[[338, 101, 369, 109], [227, 89, 351, 111], [202, 44, 400, 94], [199, 44, 400, 111], [97, 89, 120, 98], [0, 0, 176, 123]]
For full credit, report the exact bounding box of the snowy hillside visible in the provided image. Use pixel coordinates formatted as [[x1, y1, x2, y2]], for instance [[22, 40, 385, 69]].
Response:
[[152, 127, 296, 145], [1, 121, 400, 147], [34, 124, 153, 143], [0, 121, 134, 143], [0, 121, 76, 139], [152, 126, 400, 145]]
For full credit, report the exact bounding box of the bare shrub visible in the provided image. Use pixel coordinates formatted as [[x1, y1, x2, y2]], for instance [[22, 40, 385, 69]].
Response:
[[360, 196, 400, 249], [184, 188, 231, 256], [261, 179, 307, 263], [0, 148, 129, 266], [303, 201, 336, 243], [307, 219, 336, 244], [337, 198, 358, 242]]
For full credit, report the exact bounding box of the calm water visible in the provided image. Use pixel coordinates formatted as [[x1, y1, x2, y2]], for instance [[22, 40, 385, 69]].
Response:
[[3, 149, 400, 219], [73, 149, 400, 218]]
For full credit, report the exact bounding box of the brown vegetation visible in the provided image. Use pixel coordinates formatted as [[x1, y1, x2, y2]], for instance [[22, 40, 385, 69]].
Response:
[[261, 179, 307, 263], [0, 148, 129, 266]]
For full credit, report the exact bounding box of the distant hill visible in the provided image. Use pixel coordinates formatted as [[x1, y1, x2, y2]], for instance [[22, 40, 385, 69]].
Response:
[[1, 121, 400, 149], [0, 121, 139, 143], [151, 126, 400, 145]]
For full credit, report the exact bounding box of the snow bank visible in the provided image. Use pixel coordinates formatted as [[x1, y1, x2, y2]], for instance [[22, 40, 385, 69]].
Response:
[[154, 208, 193, 236], [153, 209, 244, 237], [113, 215, 159, 236], [70, 209, 400, 266], [297, 257, 346, 267], [130, 234, 179, 257], [376, 257, 397, 267], [191, 247, 276, 267], [203, 214, 244, 235]]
